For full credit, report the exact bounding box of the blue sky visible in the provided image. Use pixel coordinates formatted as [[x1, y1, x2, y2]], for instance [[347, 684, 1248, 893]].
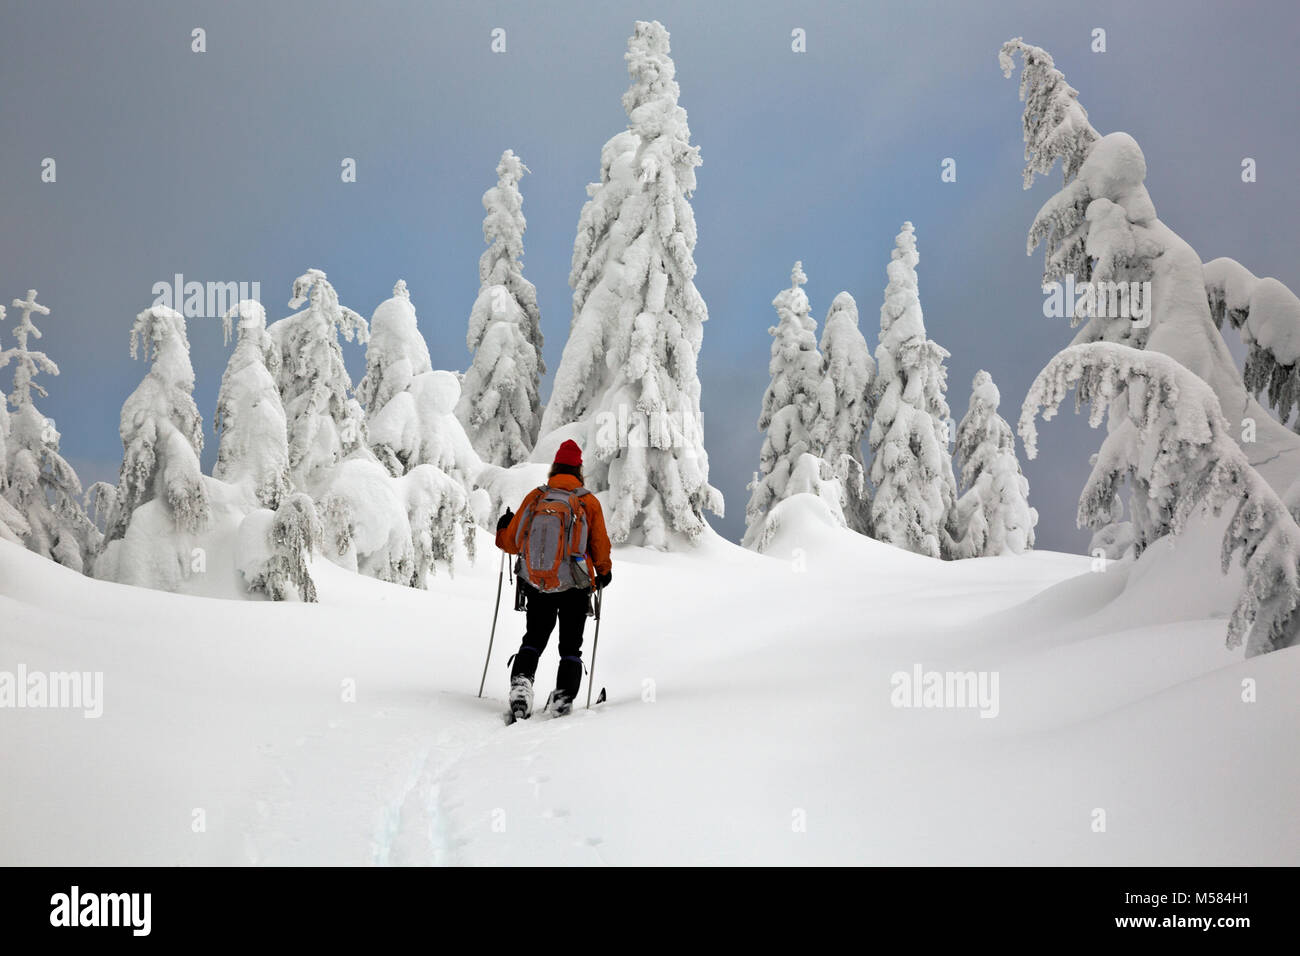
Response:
[[2, 0, 1297, 550]]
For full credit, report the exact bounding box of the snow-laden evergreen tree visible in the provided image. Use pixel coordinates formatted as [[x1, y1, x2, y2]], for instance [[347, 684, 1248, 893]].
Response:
[[215, 300, 291, 508], [362, 282, 484, 489], [318, 457, 415, 585], [96, 306, 210, 588], [1000, 38, 1276, 420], [999, 38, 1099, 192], [743, 263, 843, 551], [359, 281, 431, 420], [951, 370, 1036, 557], [268, 269, 369, 494], [0, 290, 98, 569], [1022, 342, 1300, 657], [356, 282, 480, 572], [398, 463, 476, 583], [551, 127, 641, 426], [541, 20, 723, 548], [235, 492, 322, 601], [816, 291, 875, 534], [1203, 257, 1300, 432], [456, 150, 544, 466], [0, 325, 31, 545], [1001, 38, 1300, 571], [869, 224, 958, 558]]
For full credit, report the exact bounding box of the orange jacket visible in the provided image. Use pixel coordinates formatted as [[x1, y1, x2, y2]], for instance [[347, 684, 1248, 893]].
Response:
[[495, 473, 613, 575]]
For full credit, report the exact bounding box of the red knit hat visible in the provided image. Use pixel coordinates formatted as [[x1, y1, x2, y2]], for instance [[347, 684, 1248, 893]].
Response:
[[554, 439, 583, 467]]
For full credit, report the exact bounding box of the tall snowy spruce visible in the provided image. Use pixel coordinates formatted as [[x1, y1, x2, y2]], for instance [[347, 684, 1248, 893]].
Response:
[[869, 224, 958, 558], [96, 306, 210, 588], [816, 291, 876, 534], [951, 371, 1036, 557], [456, 150, 544, 467], [0, 290, 98, 569], [269, 269, 369, 494], [743, 264, 844, 551], [215, 300, 291, 508], [542, 20, 722, 548]]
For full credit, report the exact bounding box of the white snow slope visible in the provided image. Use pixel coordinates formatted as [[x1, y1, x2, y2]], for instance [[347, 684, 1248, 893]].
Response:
[[1, 495, 1296, 865]]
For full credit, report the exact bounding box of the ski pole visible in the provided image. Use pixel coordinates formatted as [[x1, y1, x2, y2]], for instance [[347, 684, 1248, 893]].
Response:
[[477, 550, 506, 698], [586, 585, 603, 709]]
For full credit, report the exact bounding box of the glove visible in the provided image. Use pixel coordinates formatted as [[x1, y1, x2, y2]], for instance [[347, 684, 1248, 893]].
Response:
[[596, 570, 612, 589], [496, 508, 514, 532]]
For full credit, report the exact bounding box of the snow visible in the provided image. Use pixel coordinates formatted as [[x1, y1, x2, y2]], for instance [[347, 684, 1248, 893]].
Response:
[[4, 494, 1294, 865]]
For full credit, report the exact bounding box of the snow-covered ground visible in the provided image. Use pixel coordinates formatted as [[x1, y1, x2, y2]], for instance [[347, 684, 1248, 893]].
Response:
[[1, 495, 1295, 865]]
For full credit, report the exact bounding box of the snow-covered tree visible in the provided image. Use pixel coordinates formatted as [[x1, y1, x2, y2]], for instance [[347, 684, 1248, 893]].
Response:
[[96, 306, 210, 588], [951, 370, 1036, 557], [0, 290, 98, 569], [360, 280, 432, 465], [398, 463, 477, 583], [816, 291, 875, 534], [1000, 39, 1269, 419], [744, 263, 843, 550], [456, 150, 544, 466], [1001, 37, 1300, 569], [362, 283, 484, 488], [318, 457, 415, 585], [999, 38, 1099, 192], [1203, 257, 1300, 432], [551, 127, 642, 427], [236, 492, 322, 601], [358, 282, 481, 570], [1022, 343, 1300, 657], [541, 20, 723, 548], [0, 349, 31, 545], [215, 300, 291, 508], [269, 269, 369, 494], [869, 224, 958, 558]]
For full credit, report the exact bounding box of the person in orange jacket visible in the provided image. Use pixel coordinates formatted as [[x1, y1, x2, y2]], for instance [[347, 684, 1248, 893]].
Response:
[[495, 439, 612, 718]]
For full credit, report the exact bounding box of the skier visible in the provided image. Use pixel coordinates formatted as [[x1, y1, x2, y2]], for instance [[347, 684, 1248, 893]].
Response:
[[495, 439, 613, 720]]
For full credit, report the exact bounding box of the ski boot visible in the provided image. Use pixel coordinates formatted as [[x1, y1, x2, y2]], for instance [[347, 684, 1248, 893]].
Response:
[[508, 675, 534, 722], [545, 688, 575, 718]]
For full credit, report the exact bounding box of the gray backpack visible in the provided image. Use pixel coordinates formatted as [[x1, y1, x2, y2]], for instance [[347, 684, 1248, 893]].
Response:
[[511, 484, 595, 592]]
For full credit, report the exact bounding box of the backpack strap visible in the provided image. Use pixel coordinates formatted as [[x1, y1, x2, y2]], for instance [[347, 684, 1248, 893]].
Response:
[[512, 488, 545, 551]]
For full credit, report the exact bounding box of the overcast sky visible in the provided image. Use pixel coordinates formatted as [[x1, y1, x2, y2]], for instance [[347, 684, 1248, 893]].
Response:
[[2, 0, 1297, 551]]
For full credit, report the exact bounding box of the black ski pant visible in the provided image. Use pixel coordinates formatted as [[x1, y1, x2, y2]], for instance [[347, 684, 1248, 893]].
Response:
[[510, 583, 589, 698]]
